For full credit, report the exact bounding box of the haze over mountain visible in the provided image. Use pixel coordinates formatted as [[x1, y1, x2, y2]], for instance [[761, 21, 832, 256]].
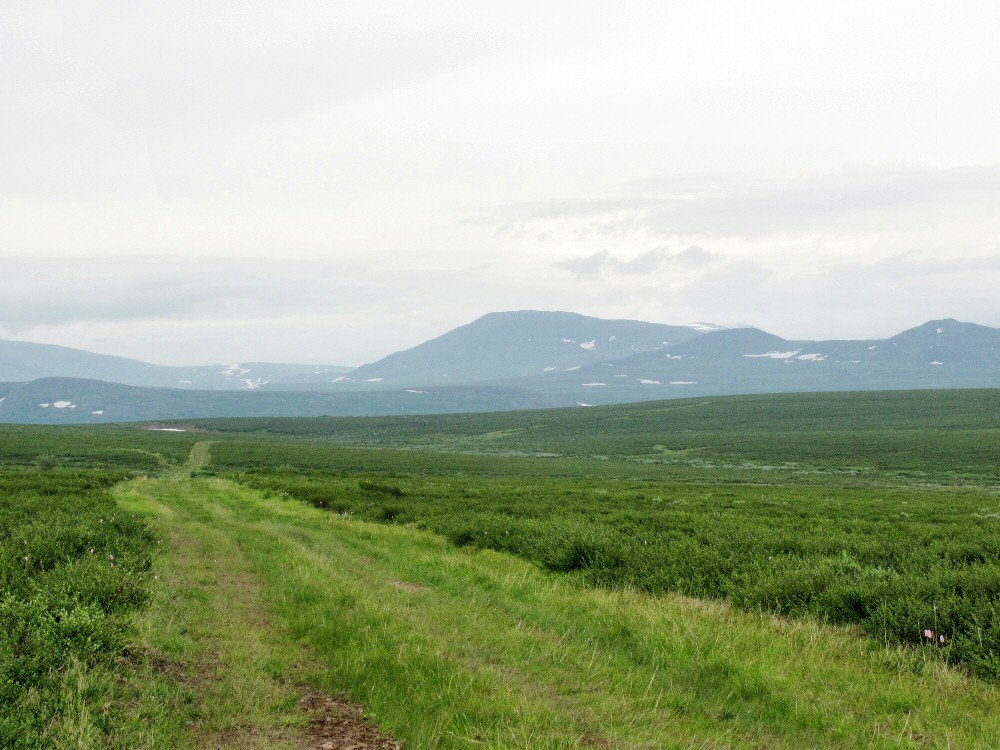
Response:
[[0, 311, 997, 424], [0, 338, 352, 391]]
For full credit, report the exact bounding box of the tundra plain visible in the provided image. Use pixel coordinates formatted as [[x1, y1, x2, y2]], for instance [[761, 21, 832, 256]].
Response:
[[3, 389, 1000, 748]]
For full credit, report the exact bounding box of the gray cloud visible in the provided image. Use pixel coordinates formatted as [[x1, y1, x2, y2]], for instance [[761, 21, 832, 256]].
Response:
[[667, 252, 1000, 340], [0, 257, 479, 330], [554, 246, 717, 278], [485, 166, 1000, 242]]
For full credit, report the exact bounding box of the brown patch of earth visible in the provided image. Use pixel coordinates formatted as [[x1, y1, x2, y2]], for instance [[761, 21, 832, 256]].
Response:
[[300, 693, 401, 749]]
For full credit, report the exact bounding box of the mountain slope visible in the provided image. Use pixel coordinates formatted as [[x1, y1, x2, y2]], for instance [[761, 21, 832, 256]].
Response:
[[0, 377, 559, 424], [523, 319, 1000, 404], [0, 339, 352, 390], [339, 310, 706, 388]]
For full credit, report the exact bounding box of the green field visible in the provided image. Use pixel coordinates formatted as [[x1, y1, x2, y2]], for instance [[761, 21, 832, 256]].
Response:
[[3, 389, 1000, 747], [195, 389, 1000, 485]]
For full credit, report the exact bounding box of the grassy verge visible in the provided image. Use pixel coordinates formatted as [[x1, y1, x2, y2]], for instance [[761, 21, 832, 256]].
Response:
[[117, 473, 1000, 748]]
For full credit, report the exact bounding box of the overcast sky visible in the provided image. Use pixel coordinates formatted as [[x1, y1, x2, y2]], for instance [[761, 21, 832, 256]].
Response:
[[3, 1, 999, 365]]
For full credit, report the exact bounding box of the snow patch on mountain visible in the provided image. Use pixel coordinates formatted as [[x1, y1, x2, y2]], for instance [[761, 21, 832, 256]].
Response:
[[685, 322, 725, 333], [744, 351, 801, 359]]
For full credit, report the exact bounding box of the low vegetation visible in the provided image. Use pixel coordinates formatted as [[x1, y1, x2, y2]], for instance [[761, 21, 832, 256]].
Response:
[[0, 469, 153, 748], [117, 473, 1000, 748], [3, 389, 1000, 746], [233, 468, 1000, 677]]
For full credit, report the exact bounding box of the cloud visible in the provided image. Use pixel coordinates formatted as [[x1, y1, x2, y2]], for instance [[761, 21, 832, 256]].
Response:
[[554, 246, 718, 277], [667, 251, 1000, 340], [483, 166, 1000, 247], [0, 255, 588, 364]]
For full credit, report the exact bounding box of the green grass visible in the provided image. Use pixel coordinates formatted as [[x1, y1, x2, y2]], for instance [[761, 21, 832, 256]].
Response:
[[0, 468, 153, 748], [0, 424, 199, 472], [191, 389, 1000, 485], [4, 390, 1000, 745], [230, 467, 1000, 677], [115, 471, 1000, 748]]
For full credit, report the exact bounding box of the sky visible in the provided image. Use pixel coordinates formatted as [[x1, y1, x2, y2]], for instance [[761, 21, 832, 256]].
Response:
[[3, 1, 1000, 366]]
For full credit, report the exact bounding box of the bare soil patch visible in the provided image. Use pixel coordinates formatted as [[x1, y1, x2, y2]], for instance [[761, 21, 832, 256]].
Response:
[[300, 693, 401, 749]]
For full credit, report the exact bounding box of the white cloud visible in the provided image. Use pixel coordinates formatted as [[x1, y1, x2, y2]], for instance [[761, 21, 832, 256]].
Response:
[[1, 2, 999, 363], [554, 246, 717, 277]]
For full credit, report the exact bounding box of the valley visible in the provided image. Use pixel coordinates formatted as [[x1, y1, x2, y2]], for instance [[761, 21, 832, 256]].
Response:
[[3, 389, 1000, 747]]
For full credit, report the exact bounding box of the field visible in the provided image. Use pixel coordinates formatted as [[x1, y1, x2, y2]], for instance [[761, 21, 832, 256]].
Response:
[[3, 389, 1000, 747]]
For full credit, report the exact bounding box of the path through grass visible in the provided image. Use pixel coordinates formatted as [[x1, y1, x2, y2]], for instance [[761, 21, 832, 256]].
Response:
[[109, 444, 1000, 748]]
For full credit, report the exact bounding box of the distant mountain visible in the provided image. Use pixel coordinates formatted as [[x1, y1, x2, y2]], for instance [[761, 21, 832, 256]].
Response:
[[339, 310, 707, 388], [0, 377, 557, 424], [522, 318, 1000, 404], [1, 314, 997, 424], [0, 339, 353, 390]]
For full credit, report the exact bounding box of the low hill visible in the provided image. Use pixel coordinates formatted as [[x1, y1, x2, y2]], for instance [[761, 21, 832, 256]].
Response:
[[0, 338, 352, 390], [0, 377, 557, 424]]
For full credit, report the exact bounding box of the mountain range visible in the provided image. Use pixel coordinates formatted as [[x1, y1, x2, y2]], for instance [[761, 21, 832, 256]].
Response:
[[1, 311, 997, 423]]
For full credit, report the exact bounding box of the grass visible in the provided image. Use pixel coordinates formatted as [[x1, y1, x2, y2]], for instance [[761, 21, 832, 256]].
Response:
[[191, 389, 1000, 485], [4, 390, 1000, 745], [229, 468, 1000, 676], [0, 468, 152, 749], [108, 475, 315, 749], [113, 470, 1000, 748]]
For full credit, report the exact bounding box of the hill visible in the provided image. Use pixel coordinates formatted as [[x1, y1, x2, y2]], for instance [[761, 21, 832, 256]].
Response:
[[0, 377, 555, 424], [522, 318, 1000, 404], [1, 314, 998, 423], [0, 338, 352, 390], [338, 310, 706, 388]]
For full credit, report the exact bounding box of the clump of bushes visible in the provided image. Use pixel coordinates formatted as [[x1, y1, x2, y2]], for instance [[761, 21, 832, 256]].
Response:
[[0, 469, 154, 748]]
